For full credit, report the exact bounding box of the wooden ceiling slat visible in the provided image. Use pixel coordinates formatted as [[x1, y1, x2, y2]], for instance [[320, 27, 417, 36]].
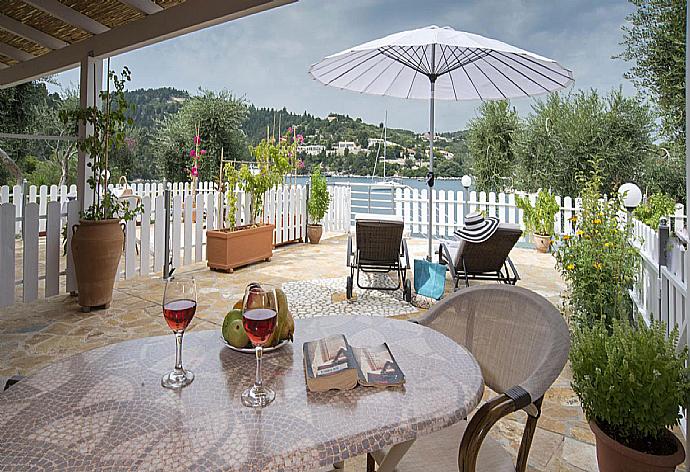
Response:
[[24, 0, 110, 34], [0, 30, 52, 57], [58, 0, 145, 29], [0, 54, 18, 66], [117, 0, 163, 15], [0, 13, 67, 50], [0, 0, 91, 44], [0, 42, 35, 62], [0, 0, 297, 88]]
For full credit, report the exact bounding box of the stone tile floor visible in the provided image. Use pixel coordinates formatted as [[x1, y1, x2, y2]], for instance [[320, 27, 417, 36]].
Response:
[[2, 233, 599, 471]]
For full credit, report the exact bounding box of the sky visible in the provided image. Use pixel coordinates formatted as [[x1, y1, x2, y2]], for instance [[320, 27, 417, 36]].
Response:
[[50, 0, 637, 133]]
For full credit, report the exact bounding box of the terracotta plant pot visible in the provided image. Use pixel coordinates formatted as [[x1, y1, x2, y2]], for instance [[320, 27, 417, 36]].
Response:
[[206, 224, 275, 272], [307, 224, 323, 244], [533, 233, 551, 253], [71, 219, 124, 310], [590, 420, 685, 472]]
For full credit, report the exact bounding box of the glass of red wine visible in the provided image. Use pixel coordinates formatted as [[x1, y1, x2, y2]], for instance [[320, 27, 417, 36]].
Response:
[[161, 276, 197, 389], [241, 283, 279, 408]]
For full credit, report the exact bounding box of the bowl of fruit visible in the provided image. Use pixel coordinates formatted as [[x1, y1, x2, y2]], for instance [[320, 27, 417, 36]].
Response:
[[221, 286, 295, 353]]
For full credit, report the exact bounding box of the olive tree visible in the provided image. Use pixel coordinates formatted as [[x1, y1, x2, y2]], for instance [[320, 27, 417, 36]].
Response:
[[466, 100, 520, 191], [155, 90, 249, 182], [514, 89, 654, 196]]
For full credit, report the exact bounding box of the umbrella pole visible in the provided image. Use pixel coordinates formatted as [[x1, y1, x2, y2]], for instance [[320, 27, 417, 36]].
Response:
[[427, 78, 435, 261]]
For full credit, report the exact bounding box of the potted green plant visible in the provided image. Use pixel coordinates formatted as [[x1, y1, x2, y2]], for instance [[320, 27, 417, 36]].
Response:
[[570, 319, 689, 472], [516, 189, 559, 253], [206, 136, 290, 272], [307, 165, 330, 244], [60, 66, 140, 311]]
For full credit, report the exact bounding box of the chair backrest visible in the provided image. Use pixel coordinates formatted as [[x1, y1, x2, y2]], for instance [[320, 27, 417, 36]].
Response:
[[416, 285, 569, 401], [454, 224, 522, 272], [356, 219, 403, 263]]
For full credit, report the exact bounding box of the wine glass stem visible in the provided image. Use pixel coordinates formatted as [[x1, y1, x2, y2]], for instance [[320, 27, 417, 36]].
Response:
[[255, 345, 263, 388], [175, 331, 184, 372]]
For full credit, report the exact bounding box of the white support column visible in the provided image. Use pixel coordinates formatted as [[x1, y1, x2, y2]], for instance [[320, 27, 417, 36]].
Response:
[[76, 54, 102, 213]]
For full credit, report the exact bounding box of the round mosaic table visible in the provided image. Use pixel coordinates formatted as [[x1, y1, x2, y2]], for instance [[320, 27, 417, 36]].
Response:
[[0, 316, 484, 471]]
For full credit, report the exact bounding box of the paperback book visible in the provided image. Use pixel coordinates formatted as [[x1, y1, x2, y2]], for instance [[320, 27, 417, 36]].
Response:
[[303, 334, 405, 392]]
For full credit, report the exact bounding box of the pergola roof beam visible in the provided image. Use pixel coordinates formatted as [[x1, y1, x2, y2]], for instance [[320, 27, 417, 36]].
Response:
[[0, 0, 296, 88], [117, 0, 164, 15], [23, 0, 110, 35], [0, 43, 34, 62], [0, 13, 68, 50]]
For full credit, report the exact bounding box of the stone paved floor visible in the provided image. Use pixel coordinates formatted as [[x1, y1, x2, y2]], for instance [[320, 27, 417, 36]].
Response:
[[1, 233, 601, 471]]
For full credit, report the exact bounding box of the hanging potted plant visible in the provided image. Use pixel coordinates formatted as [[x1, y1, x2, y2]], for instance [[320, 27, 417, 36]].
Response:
[[307, 164, 330, 244], [515, 189, 559, 253], [60, 65, 140, 311], [206, 135, 290, 272], [570, 319, 689, 472]]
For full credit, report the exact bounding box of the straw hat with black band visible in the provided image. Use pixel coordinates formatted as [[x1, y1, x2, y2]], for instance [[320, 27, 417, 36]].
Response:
[[454, 212, 499, 243]]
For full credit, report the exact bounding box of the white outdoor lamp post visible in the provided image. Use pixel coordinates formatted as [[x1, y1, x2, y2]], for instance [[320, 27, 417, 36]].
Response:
[[618, 182, 643, 213], [461, 174, 472, 190], [461, 175, 472, 218]]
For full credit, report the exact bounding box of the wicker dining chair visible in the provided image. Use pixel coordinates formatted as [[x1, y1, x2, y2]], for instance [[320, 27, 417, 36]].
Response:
[[371, 285, 570, 472]]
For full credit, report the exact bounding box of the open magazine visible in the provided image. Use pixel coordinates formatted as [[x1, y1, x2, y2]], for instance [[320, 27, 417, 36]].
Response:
[[303, 334, 405, 392]]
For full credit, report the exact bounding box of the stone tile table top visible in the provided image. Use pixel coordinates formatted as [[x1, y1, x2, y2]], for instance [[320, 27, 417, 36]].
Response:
[[0, 316, 484, 471]]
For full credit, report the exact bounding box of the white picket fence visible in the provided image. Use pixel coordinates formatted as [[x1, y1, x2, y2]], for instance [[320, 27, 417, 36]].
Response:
[[393, 188, 584, 239], [629, 219, 687, 340], [0, 182, 351, 308]]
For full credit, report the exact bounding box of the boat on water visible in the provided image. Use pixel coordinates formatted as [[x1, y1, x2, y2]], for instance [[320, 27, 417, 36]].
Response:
[[370, 111, 409, 191]]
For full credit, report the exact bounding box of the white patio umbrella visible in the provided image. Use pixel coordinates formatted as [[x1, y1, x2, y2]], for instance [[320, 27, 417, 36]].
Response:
[[309, 25, 573, 259]]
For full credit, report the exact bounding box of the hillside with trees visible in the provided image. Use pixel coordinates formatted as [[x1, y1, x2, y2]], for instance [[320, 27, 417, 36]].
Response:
[[0, 86, 469, 185]]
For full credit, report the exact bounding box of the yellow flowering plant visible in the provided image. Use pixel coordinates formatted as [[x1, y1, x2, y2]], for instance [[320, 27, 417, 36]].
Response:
[[555, 166, 639, 329]]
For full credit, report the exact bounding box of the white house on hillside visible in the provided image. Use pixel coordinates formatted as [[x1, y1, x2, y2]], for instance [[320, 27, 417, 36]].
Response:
[[297, 145, 326, 156]]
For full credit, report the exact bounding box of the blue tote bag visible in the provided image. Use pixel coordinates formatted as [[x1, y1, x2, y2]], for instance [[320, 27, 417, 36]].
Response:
[[413, 259, 446, 300]]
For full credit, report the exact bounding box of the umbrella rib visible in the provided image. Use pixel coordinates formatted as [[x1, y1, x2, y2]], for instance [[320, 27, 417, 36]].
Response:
[[461, 64, 483, 101], [325, 51, 387, 85], [436, 45, 453, 75], [342, 54, 391, 89], [312, 50, 379, 76], [482, 52, 550, 92], [492, 51, 572, 87], [419, 44, 433, 75], [382, 63, 408, 95], [406, 69, 420, 99], [380, 45, 430, 75], [496, 51, 572, 82], [476, 57, 531, 95], [379, 46, 412, 71], [444, 47, 491, 75], [447, 65, 459, 100], [471, 60, 508, 99], [355, 57, 399, 93]]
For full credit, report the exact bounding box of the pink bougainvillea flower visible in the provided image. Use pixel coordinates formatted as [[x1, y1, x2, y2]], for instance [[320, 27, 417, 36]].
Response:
[[297, 159, 305, 169], [288, 151, 293, 158], [296, 134, 304, 143], [194, 135, 201, 145], [287, 127, 293, 133], [190, 166, 199, 177], [190, 149, 196, 158], [200, 149, 207, 155]]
